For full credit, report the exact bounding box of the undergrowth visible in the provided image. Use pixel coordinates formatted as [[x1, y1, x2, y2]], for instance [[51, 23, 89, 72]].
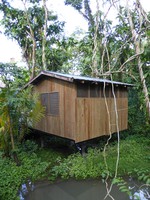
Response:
[[0, 135, 149, 200], [50, 135, 150, 182], [0, 140, 63, 200]]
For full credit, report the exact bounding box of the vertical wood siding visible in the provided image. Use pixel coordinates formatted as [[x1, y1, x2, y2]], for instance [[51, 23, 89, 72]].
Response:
[[34, 78, 76, 140], [33, 78, 128, 143], [75, 97, 128, 142]]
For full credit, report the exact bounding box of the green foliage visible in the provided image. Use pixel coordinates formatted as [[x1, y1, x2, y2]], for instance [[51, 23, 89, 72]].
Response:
[[0, 136, 149, 200], [51, 135, 150, 181], [0, 63, 45, 156], [112, 177, 132, 196], [0, 63, 29, 87], [134, 169, 150, 185], [0, 154, 20, 200], [18, 140, 38, 153], [0, 0, 66, 73], [0, 85, 45, 155], [65, 0, 94, 31], [63, 2, 150, 122], [0, 140, 64, 200], [0, 149, 48, 200], [128, 88, 150, 136], [65, 0, 83, 11], [105, 136, 150, 176]]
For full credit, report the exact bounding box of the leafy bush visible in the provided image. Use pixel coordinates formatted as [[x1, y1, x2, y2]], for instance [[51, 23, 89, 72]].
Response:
[[0, 135, 149, 199], [51, 135, 150, 181], [0, 155, 21, 200], [0, 139, 65, 200], [0, 150, 49, 200], [128, 88, 150, 136], [18, 140, 38, 153], [134, 169, 150, 185], [51, 149, 105, 180]]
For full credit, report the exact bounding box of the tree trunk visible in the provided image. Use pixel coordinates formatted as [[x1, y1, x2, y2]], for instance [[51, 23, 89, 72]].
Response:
[[84, 0, 95, 30], [31, 38, 36, 79], [127, 1, 150, 120], [23, 1, 36, 79], [42, 0, 48, 71], [8, 111, 15, 151], [91, 0, 100, 77], [8, 108, 20, 165]]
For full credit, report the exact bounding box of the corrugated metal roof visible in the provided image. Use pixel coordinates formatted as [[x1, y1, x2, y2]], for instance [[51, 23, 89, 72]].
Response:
[[25, 71, 133, 87]]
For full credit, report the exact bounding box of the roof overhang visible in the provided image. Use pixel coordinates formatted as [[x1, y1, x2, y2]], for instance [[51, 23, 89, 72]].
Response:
[[24, 71, 134, 88]]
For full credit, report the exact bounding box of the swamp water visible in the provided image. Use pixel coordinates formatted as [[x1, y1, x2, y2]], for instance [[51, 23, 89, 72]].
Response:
[[20, 178, 150, 200]]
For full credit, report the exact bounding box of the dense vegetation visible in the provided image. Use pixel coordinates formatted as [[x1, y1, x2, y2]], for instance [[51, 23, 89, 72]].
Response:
[[0, 140, 63, 200], [0, 0, 150, 199], [51, 135, 150, 181], [0, 134, 149, 200]]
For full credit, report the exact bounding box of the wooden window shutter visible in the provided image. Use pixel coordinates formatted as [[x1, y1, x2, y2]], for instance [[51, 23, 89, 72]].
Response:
[[49, 92, 59, 115], [41, 93, 49, 113]]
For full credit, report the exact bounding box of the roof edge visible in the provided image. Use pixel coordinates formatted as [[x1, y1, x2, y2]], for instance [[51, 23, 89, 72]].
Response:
[[24, 71, 134, 88]]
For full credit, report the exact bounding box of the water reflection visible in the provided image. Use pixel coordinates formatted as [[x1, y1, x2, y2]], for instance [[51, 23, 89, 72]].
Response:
[[21, 178, 150, 200], [20, 181, 34, 200]]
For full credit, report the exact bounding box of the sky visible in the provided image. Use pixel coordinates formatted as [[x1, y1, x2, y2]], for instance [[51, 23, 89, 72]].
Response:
[[0, 0, 150, 63], [0, 0, 88, 63]]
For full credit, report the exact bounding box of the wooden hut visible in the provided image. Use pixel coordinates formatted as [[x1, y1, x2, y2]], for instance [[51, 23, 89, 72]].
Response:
[[26, 71, 132, 143]]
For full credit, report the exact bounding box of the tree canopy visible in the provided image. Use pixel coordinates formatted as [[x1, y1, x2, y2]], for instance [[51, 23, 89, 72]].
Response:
[[0, 0, 70, 77], [0, 0, 150, 125], [0, 2, 150, 199], [63, 0, 150, 119]]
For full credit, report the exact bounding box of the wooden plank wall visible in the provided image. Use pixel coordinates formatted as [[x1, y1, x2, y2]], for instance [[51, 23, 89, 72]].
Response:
[[75, 97, 128, 142], [34, 78, 76, 140], [33, 78, 129, 143]]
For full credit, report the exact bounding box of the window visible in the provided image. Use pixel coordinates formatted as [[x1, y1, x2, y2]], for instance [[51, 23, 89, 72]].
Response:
[[99, 85, 110, 97], [114, 87, 119, 98], [41, 93, 49, 114], [104, 86, 110, 97], [76, 83, 124, 98], [114, 86, 127, 98], [90, 85, 100, 97], [49, 92, 59, 115], [119, 88, 128, 98], [41, 92, 59, 116], [99, 85, 104, 97], [77, 83, 89, 97]]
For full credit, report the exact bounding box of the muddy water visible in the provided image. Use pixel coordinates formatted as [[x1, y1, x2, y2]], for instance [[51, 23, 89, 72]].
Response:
[[21, 178, 150, 200]]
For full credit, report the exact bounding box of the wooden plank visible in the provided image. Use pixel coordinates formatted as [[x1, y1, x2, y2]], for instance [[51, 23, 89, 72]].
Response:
[[59, 82, 65, 138], [76, 98, 89, 142], [64, 82, 76, 140], [75, 96, 128, 142], [35, 78, 77, 140], [76, 98, 111, 142], [90, 99, 108, 138], [34, 78, 129, 143]]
